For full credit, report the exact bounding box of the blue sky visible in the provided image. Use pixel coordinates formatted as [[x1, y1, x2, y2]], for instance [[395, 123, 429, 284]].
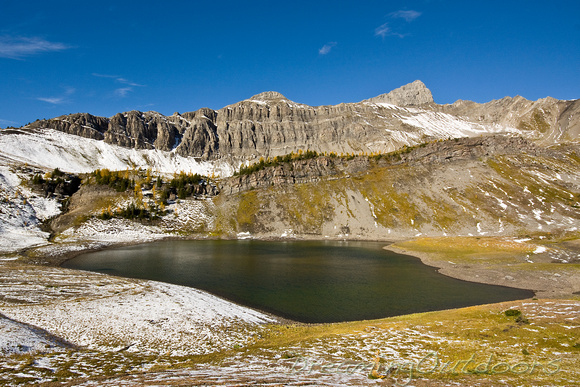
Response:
[[1, 0, 579, 127]]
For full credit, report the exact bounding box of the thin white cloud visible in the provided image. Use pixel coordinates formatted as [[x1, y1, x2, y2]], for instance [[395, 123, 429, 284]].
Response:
[[389, 10, 421, 22], [374, 23, 391, 38], [92, 73, 144, 87], [93, 73, 144, 97], [37, 97, 65, 104], [319, 42, 337, 55], [0, 36, 71, 59], [37, 86, 76, 104], [374, 23, 406, 38], [375, 9, 421, 38], [115, 87, 132, 97], [116, 78, 144, 87], [0, 118, 19, 127]]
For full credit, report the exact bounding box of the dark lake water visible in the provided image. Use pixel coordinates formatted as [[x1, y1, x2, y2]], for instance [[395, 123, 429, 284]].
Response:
[[62, 240, 533, 323]]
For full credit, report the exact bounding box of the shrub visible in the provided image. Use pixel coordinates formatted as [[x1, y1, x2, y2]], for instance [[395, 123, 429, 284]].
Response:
[[504, 309, 522, 317], [93, 169, 134, 192], [51, 168, 65, 178], [31, 174, 44, 185]]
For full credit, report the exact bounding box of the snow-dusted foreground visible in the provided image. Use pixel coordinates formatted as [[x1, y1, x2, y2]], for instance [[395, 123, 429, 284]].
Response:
[[0, 266, 276, 356], [0, 314, 72, 355]]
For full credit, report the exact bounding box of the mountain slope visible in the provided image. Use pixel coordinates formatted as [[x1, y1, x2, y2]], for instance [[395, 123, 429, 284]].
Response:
[[0, 128, 234, 176], [0, 82, 578, 254], [214, 135, 580, 240]]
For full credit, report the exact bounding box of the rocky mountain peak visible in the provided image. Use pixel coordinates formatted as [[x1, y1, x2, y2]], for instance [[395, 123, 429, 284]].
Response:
[[364, 80, 434, 106], [248, 91, 289, 102]]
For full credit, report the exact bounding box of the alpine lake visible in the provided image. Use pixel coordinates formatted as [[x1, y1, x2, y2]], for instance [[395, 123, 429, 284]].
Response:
[[62, 240, 533, 323]]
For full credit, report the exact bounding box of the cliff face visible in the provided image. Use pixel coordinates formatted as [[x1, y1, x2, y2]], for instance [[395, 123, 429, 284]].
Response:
[[25, 81, 580, 165]]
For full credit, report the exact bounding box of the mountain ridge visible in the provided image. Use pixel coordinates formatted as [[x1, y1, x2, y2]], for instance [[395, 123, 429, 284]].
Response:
[[2, 80, 577, 175]]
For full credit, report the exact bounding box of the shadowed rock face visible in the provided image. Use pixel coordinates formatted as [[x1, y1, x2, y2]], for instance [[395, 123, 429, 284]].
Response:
[[25, 81, 580, 162]]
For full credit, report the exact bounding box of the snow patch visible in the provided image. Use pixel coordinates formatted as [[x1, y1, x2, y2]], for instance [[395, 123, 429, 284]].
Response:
[[0, 129, 235, 177], [1, 280, 276, 356], [398, 111, 519, 139], [533, 246, 547, 254]]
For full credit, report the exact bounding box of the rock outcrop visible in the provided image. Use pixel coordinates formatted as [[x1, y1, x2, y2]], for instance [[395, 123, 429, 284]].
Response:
[[221, 135, 540, 194]]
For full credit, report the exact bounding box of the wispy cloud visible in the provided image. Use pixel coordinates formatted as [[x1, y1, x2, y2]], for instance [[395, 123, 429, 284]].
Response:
[[93, 73, 144, 97], [389, 10, 421, 22], [375, 9, 421, 39], [0, 118, 20, 127], [375, 23, 392, 38], [37, 97, 64, 104], [318, 42, 337, 55], [116, 78, 144, 87], [0, 36, 71, 59], [114, 87, 132, 97], [36, 86, 75, 105], [374, 23, 407, 38]]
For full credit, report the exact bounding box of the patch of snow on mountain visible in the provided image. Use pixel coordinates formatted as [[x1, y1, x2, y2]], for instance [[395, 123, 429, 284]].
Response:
[[0, 166, 54, 252], [398, 111, 520, 139], [0, 129, 235, 176]]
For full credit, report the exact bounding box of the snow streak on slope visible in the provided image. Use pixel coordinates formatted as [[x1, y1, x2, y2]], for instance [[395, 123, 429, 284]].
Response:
[[360, 103, 525, 153], [0, 166, 60, 252], [397, 110, 521, 139], [0, 129, 235, 176]]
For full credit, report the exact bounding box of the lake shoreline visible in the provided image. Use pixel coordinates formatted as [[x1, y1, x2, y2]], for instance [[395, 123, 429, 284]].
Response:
[[384, 243, 536, 293], [57, 237, 537, 323], [20, 233, 576, 300], [9, 233, 578, 329], [385, 238, 580, 299]]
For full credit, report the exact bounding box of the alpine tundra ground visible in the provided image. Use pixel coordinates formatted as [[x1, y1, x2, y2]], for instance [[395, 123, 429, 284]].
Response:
[[0, 235, 578, 386]]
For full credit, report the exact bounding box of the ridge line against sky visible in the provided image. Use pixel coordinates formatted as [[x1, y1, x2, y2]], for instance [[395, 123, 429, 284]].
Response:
[[0, 0, 579, 126]]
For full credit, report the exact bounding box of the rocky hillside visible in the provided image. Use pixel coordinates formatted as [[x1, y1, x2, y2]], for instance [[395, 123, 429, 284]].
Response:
[[17, 81, 579, 169], [221, 135, 538, 194], [214, 135, 580, 240]]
